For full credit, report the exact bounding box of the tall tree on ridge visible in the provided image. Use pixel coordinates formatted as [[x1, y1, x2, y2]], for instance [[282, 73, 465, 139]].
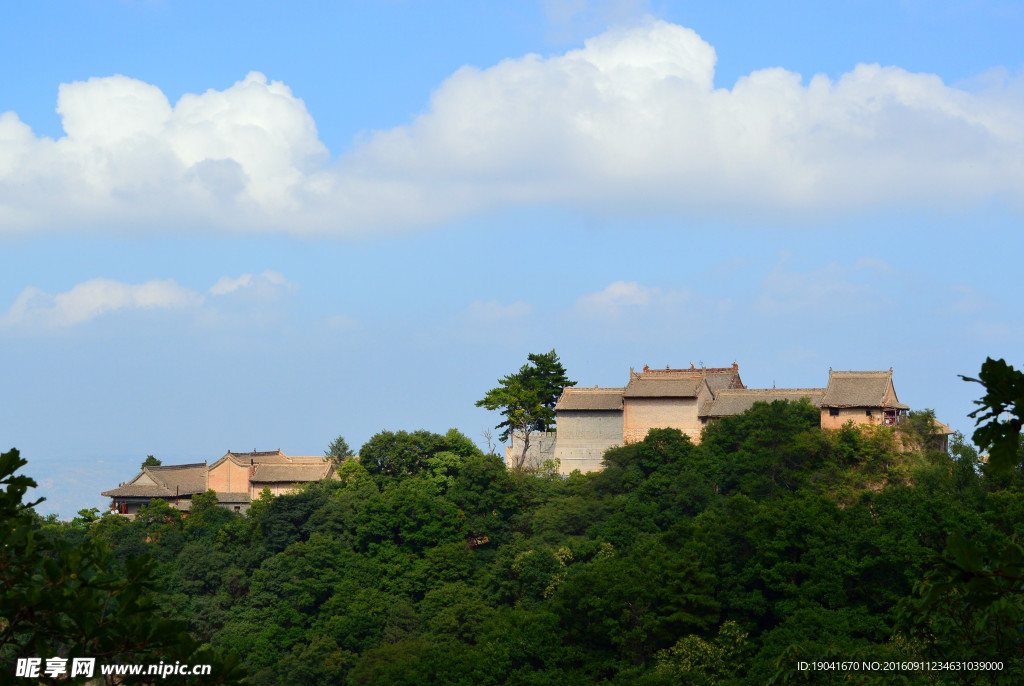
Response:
[[476, 350, 575, 469]]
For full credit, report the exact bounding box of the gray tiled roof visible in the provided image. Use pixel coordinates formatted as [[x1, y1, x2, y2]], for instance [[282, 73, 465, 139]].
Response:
[[820, 370, 909, 409], [701, 388, 826, 418], [623, 375, 705, 398], [215, 492, 251, 503], [704, 370, 745, 393], [210, 450, 326, 471], [227, 449, 285, 458], [100, 484, 176, 498], [150, 463, 209, 493], [250, 463, 333, 483], [555, 387, 625, 411], [102, 462, 208, 498], [222, 450, 291, 465]]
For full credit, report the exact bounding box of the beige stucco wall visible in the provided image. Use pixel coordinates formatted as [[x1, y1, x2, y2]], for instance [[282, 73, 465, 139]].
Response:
[[820, 407, 883, 430], [554, 411, 623, 474], [208, 460, 250, 493], [623, 397, 702, 443], [252, 481, 302, 497]]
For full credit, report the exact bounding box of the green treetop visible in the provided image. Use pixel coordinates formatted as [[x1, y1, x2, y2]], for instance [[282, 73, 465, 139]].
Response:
[[476, 349, 576, 442], [325, 435, 355, 463]]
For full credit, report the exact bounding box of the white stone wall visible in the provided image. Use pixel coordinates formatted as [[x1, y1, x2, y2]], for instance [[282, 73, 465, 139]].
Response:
[[554, 411, 624, 474], [506, 431, 557, 470]]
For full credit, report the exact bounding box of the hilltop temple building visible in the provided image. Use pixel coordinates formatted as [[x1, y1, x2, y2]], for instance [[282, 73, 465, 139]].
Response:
[[103, 365, 952, 513], [510, 364, 944, 474]]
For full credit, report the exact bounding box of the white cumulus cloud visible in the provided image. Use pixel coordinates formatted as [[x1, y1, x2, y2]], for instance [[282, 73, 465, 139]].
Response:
[[2, 20, 1023, 235], [0, 72, 327, 231]]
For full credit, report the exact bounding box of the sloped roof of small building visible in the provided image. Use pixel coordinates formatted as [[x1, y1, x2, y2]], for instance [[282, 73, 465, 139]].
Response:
[[102, 462, 208, 498], [250, 462, 334, 483], [555, 387, 625, 411], [623, 364, 743, 399], [101, 484, 174, 499], [819, 370, 909, 409], [624, 374, 706, 398], [704, 369, 746, 393], [215, 492, 251, 503], [701, 388, 825, 418]]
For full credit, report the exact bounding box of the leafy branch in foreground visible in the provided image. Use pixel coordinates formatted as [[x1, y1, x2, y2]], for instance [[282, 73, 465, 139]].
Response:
[[900, 533, 1024, 682], [0, 448, 245, 685], [962, 357, 1024, 471]]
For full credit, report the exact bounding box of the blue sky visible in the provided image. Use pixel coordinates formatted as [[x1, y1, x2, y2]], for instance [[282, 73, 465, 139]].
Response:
[[2, 1, 1022, 516]]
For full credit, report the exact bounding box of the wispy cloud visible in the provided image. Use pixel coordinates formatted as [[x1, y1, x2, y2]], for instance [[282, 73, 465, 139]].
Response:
[[575, 281, 687, 317], [541, 0, 651, 43], [460, 300, 533, 323], [0, 278, 200, 328], [2, 21, 1023, 235], [207, 270, 295, 301], [209, 274, 256, 296], [325, 313, 361, 332], [0, 270, 296, 331], [754, 258, 896, 316]]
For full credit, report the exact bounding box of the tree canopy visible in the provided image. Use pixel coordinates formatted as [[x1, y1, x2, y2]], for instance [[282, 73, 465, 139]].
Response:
[[476, 349, 575, 441], [18, 365, 1024, 684]]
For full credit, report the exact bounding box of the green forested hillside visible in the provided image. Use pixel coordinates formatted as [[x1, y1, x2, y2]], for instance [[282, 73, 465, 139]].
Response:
[[28, 403, 1024, 684]]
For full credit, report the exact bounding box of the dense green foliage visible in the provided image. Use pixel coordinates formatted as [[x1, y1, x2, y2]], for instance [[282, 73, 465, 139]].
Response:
[[24, 399, 1024, 684]]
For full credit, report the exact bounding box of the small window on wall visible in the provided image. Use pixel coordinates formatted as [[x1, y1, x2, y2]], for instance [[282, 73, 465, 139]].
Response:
[[829, 408, 839, 417], [866, 409, 873, 417]]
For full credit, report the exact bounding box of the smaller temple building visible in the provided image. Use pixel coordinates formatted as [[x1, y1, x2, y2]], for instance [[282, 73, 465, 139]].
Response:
[[818, 369, 909, 429], [102, 450, 336, 518], [101, 463, 209, 518]]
